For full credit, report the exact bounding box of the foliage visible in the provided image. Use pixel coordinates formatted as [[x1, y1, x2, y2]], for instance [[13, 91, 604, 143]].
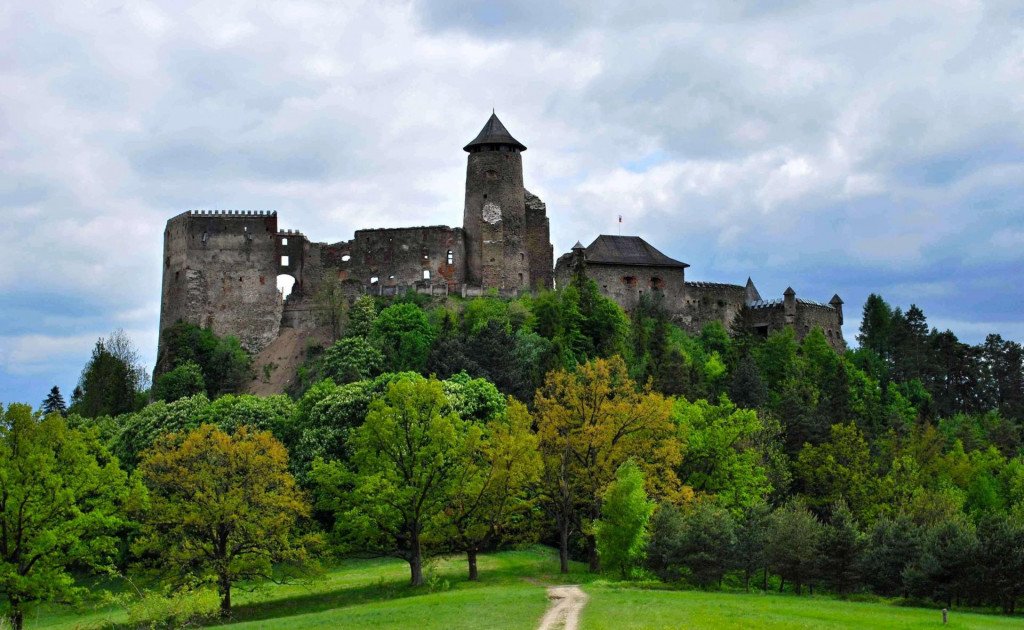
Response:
[[373, 303, 436, 372], [436, 398, 541, 580], [314, 271, 350, 340], [535, 356, 682, 573], [311, 377, 477, 586], [0, 404, 131, 630], [766, 501, 824, 594], [135, 424, 314, 615], [40, 386, 67, 415], [156, 322, 251, 398], [73, 337, 140, 418], [676, 500, 738, 588], [595, 460, 655, 578], [321, 337, 385, 384], [151, 360, 205, 402], [673, 396, 769, 512]]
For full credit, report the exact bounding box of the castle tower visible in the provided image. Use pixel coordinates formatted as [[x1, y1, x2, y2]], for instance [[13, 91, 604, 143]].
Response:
[[462, 112, 530, 289]]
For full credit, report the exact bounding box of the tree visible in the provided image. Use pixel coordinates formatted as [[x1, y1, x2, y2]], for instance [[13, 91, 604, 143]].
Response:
[[373, 303, 436, 372], [151, 360, 206, 402], [672, 397, 770, 512], [767, 501, 823, 594], [535, 356, 682, 573], [439, 398, 541, 580], [676, 499, 737, 588], [857, 294, 893, 361], [73, 339, 138, 418], [41, 386, 67, 415], [321, 337, 385, 384], [155, 323, 251, 398], [795, 422, 876, 520], [345, 295, 377, 339], [976, 512, 1024, 613], [645, 503, 685, 582], [595, 460, 655, 578], [862, 515, 921, 597], [135, 424, 313, 616], [312, 377, 476, 586], [730, 357, 767, 410], [314, 271, 350, 340], [0, 404, 131, 630], [904, 516, 979, 607], [822, 500, 866, 596], [734, 501, 771, 592]]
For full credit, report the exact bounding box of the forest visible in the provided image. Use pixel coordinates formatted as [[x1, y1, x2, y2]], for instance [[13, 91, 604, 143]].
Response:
[[3, 272, 1024, 629]]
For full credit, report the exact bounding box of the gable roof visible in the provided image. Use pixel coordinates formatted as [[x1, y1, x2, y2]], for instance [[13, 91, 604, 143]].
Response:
[[463, 112, 527, 152], [583, 235, 689, 268]]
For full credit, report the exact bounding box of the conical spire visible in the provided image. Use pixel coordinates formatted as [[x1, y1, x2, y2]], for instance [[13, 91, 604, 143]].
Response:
[[463, 112, 527, 152], [745, 277, 762, 302]]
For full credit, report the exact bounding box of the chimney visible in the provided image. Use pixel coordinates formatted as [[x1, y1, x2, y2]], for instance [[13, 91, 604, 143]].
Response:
[[784, 287, 796, 325]]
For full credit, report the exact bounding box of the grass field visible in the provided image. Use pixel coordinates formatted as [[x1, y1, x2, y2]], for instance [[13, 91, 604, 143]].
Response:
[[582, 586, 1024, 630], [15, 547, 1024, 629]]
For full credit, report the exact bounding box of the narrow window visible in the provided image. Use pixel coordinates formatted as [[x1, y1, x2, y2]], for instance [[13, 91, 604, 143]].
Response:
[[281, 255, 289, 267], [423, 270, 431, 280], [281, 237, 288, 246], [520, 252, 525, 262], [370, 276, 379, 285], [518, 272, 523, 284], [447, 250, 454, 265]]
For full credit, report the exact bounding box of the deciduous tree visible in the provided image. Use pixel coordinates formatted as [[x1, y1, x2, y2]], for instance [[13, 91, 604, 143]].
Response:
[[0, 405, 131, 630], [135, 424, 313, 616], [595, 460, 655, 578]]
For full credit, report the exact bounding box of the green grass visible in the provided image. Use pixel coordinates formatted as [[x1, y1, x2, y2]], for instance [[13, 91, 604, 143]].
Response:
[[581, 586, 1024, 630], [21, 546, 592, 630], [17, 549, 1024, 630]]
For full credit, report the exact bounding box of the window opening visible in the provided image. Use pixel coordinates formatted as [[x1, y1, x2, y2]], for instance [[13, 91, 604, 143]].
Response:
[[281, 255, 289, 267], [341, 254, 351, 262], [370, 276, 379, 285], [446, 250, 453, 265], [276, 274, 296, 299], [281, 237, 288, 246], [423, 270, 431, 280]]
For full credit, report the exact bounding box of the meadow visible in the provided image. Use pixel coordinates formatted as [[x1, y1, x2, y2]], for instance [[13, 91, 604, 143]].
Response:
[[18, 546, 1023, 630]]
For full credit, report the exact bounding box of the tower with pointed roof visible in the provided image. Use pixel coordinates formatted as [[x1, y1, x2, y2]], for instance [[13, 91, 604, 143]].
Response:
[[462, 112, 531, 289]]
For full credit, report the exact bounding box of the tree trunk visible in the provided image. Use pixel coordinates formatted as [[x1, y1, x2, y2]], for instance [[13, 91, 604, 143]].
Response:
[[796, 582, 802, 596], [219, 573, 232, 616], [586, 534, 600, 573], [410, 533, 424, 586], [762, 567, 769, 592], [468, 548, 479, 581], [779, 577, 785, 593], [12, 609, 23, 630], [558, 520, 570, 574]]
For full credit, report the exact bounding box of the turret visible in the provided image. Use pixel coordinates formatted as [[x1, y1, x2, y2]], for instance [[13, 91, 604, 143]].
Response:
[[830, 294, 844, 326], [784, 286, 796, 325], [462, 112, 529, 289]]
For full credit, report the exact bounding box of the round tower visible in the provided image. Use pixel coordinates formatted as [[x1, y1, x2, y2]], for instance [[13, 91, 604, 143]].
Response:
[[462, 112, 529, 289]]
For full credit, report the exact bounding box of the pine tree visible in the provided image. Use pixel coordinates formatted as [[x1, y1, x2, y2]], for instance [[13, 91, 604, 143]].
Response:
[[41, 386, 67, 415]]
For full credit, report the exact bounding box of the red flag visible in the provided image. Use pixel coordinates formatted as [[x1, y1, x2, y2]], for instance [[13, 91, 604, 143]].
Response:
[[618, 215, 622, 223]]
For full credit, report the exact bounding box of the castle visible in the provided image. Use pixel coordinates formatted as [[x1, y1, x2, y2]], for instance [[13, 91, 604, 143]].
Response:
[[158, 113, 846, 365]]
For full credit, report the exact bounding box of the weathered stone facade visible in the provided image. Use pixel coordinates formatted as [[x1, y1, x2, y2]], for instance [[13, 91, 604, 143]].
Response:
[[158, 112, 846, 365], [158, 113, 554, 359], [555, 235, 846, 352]]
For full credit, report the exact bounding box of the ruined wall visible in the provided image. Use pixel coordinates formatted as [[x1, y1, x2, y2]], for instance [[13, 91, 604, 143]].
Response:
[[677, 282, 748, 335], [525, 190, 553, 290], [463, 149, 530, 289], [159, 210, 283, 356], [320, 226, 465, 290]]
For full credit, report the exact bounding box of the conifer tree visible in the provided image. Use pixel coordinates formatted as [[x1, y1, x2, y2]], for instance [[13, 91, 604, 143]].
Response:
[[41, 386, 67, 415]]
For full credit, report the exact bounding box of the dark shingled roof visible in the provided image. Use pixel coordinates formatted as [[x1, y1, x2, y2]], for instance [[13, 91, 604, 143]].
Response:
[[463, 112, 527, 152], [583, 235, 689, 268]]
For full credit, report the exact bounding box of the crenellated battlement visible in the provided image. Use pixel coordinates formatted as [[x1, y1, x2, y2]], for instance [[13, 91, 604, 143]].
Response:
[[187, 209, 277, 217]]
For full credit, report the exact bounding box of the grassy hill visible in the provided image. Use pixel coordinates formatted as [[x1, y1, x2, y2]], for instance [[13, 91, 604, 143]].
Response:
[[21, 546, 1023, 630]]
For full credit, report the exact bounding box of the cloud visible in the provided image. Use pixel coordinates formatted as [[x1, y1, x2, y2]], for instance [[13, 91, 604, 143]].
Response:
[[1, 0, 1023, 403]]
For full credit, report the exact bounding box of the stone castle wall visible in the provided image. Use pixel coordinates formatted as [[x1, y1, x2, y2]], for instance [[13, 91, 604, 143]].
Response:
[[525, 191, 554, 290], [159, 211, 284, 355], [463, 149, 530, 289]]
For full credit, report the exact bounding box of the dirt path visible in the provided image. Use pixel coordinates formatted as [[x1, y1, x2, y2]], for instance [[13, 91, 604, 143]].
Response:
[[536, 585, 588, 630]]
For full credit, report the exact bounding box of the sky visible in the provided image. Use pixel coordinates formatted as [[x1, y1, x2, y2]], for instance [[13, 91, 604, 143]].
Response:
[[1, 0, 1023, 407]]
